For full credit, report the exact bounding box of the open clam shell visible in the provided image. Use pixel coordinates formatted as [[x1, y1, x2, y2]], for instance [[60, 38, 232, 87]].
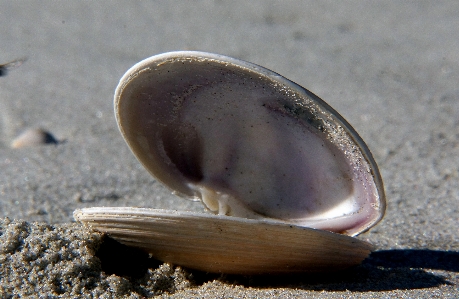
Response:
[[74, 51, 385, 274]]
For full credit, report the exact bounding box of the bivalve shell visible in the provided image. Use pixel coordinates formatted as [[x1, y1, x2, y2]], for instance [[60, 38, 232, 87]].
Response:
[[74, 51, 385, 274], [74, 207, 373, 274]]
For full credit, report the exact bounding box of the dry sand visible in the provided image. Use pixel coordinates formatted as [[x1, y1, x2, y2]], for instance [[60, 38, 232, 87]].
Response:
[[1, 1, 458, 298]]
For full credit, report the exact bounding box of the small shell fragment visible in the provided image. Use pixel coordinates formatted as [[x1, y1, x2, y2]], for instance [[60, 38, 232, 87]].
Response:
[[11, 128, 57, 148], [0, 57, 27, 77], [74, 207, 373, 274]]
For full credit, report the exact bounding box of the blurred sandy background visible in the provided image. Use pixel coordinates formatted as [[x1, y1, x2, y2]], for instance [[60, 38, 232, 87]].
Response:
[[1, 1, 458, 298]]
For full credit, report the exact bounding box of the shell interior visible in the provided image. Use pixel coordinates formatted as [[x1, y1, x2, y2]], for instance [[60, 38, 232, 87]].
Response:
[[114, 51, 385, 236]]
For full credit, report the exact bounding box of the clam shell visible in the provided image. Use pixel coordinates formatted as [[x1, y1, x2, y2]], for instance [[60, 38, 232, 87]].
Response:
[[75, 51, 385, 274], [74, 207, 373, 274], [113, 51, 385, 235]]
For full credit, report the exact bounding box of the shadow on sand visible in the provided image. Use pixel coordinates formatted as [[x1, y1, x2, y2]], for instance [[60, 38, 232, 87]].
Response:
[[96, 237, 456, 292], [214, 249, 457, 291]]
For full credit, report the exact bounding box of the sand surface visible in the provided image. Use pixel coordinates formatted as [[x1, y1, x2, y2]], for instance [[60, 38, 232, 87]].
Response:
[[1, 1, 458, 298]]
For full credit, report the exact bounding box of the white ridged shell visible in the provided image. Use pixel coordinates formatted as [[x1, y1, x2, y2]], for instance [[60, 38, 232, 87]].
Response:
[[74, 207, 373, 274]]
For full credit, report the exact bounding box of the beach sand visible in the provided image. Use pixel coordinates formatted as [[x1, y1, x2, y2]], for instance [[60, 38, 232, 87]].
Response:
[[1, 1, 458, 298]]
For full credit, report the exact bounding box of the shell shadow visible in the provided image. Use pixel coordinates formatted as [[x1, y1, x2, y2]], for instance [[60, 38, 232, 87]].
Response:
[[95, 237, 455, 292], [39, 130, 60, 145], [368, 249, 459, 272], [95, 235, 162, 279], [209, 249, 456, 291]]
